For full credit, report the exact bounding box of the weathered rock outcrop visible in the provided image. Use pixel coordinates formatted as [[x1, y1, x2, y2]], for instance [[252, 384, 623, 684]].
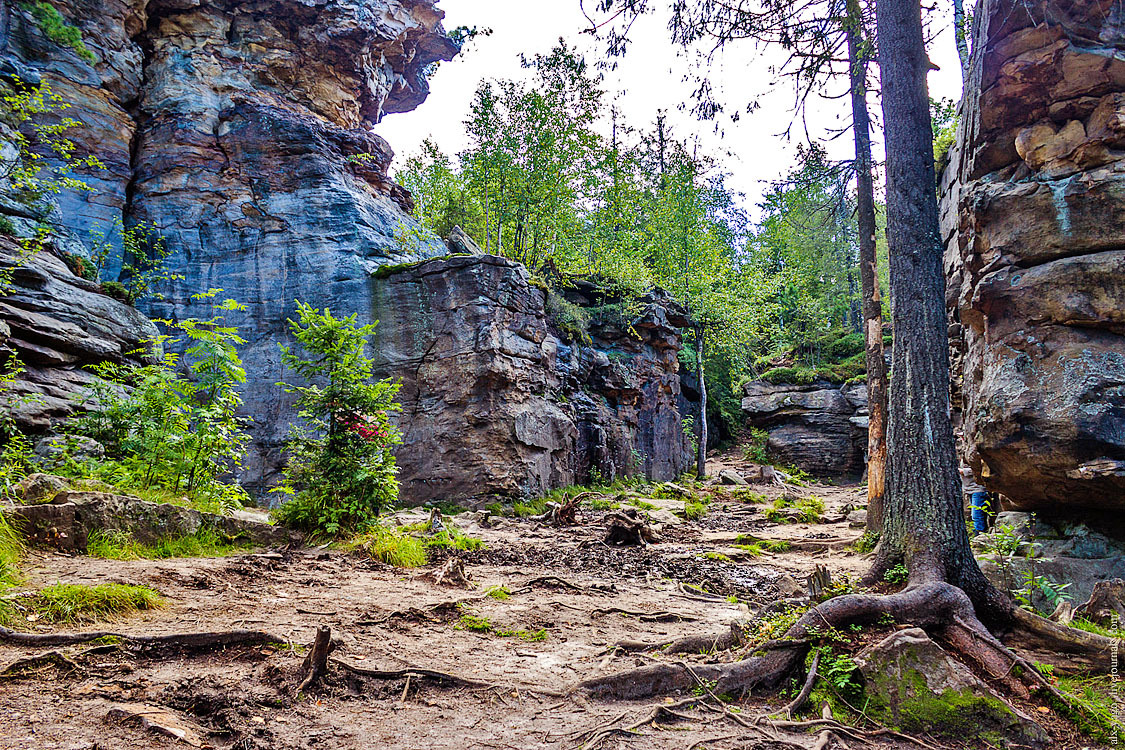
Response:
[[942, 0, 1125, 512], [0, 239, 159, 428], [0, 0, 458, 488], [740, 380, 868, 476], [371, 254, 692, 505]]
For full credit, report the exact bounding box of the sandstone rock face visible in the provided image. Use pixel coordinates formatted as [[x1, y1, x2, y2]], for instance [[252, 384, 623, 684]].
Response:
[[370, 255, 691, 505], [942, 0, 1125, 512], [740, 380, 868, 476], [1, 0, 458, 486], [0, 239, 159, 429]]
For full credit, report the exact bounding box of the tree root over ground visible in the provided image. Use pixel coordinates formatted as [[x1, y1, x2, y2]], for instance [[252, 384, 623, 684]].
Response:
[[0, 625, 287, 654], [576, 579, 1119, 731]]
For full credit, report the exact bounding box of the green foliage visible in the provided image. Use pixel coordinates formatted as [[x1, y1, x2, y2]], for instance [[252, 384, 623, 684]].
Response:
[[1054, 675, 1125, 744], [485, 585, 512, 601], [66, 292, 251, 515], [764, 494, 824, 524], [21, 2, 97, 63], [1068, 617, 1125, 640], [85, 528, 251, 560], [853, 530, 879, 554], [0, 77, 104, 213], [0, 357, 40, 501], [272, 303, 402, 537], [814, 646, 863, 700], [456, 611, 547, 641], [346, 525, 428, 568], [976, 522, 1072, 614], [931, 97, 959, 175], [87, 219, 181, 304], [742, 427, 770, 464], [544, 290, 592, 344], [683, 499, 707, 520], [33, 582, 161, 624], [426, 528, 484, 552], [882, 563, 909, 585]]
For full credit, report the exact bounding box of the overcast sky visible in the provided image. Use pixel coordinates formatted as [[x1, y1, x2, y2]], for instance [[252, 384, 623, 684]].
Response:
[[376, 0, 965, 219]]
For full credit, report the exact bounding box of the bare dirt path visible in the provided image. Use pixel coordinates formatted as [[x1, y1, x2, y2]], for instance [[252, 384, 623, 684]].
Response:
[[0, 454, 1071, 750]]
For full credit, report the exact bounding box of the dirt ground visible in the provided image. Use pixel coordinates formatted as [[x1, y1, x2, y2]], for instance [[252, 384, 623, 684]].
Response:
[[0, 452, 1104, 750]]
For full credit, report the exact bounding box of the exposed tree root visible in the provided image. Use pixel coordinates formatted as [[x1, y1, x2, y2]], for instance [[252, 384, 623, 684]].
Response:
[[591, 607, 698, 623], [602, 622, 744, 656], [1005, 605, 1121, 673], [331, 657, 499, 690], [295, 624, 333, 694], [780, 648, 820, 719], [0, 626, 286, 653], [1, 649, 80, 678]]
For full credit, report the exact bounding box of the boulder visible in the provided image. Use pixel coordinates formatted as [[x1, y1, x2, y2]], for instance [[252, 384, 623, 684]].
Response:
[[718, 469, 748, 485], [858, 628, 1049, 747], [741, 381, 867, 476], [846, 509, 868, 527], [33, 435, 105, 467], [6, 492, 296, 552], [942, 0, 1125, 513], [11, 473, 69, 504]]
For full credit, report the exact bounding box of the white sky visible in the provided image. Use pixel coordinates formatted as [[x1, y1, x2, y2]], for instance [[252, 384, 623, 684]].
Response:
[[376, 0, 965, 219]]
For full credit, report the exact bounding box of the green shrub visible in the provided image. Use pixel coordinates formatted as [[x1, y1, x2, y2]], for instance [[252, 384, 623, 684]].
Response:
[[545, 290, 592, 345], [0, 216, 16, 236], [66, 293, 251, 516], [273, 303, 403, 537], [22, 1, 97, 62], [34, 583, 161, 623], [98, 280, 135, 305], [60, 251, 96, 280], [742, 427, 770, 464], [764, 494, 824, 524], [684, 499, 707, 520]]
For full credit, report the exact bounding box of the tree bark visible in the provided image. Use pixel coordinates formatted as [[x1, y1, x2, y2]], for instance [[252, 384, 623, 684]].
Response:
[[871, 0, 994, 609], [953, 0, 970, 83], [695, 328, 707, 478], [845, 1, 888, 535]]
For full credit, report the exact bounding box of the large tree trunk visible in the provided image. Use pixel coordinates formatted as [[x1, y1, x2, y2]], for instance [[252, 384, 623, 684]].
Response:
[[695, 328, 708, 479], [846, 1, 888, 535], [871, 0, 993, 607]]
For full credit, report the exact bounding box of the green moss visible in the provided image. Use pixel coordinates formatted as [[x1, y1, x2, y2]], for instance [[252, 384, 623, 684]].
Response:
[[702, 551, 731, 562], [99, 280, 135, 305], [370, 253, 468, 279]]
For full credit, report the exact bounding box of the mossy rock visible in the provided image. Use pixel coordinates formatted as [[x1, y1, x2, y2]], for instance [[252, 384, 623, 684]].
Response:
[[857, 628, 1049, 748]]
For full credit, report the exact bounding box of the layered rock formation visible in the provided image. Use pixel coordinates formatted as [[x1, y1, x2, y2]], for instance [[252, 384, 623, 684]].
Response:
[[371, 255, 691, 505], [0, 0, 457, 486], [941, 0, 1125, 512], [740, 380, 868, 476]]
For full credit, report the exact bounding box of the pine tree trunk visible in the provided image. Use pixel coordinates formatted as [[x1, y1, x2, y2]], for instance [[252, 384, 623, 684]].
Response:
[[872, 0, 991, 603], [695, 328, 707, 479], [845, 2, 888, 535]]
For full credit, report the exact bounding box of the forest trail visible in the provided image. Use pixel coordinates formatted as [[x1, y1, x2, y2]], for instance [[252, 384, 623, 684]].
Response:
[[0, 453, 1087, 750]]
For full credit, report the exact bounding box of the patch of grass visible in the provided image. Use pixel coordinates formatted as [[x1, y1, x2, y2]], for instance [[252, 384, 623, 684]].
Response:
[[345, 525, 428, 568], [703, 551, 731, 562], [456, 613, 493, 632], [734, 536, 792, 556], [730, 489, 769, 504], [512, 498, 547, 518], [456, 612, 547, 642], [34, 583, 161, 624], [684, 500, 707, 521], [1069, 618, 1125, 640], [86, 528, 251, 560], [1054, 675, 1125, 744], [626, 498, 658, 511], [764, 494, 824, 524], [485, 585, 511, 601], [425, 528, 484, 552], [0, 513, 23, 626], [585, 497, 620, 511]]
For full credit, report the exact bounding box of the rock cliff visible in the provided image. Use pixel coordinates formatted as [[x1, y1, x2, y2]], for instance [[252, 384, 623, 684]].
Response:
[[0, 0, 456, 484], [371, 255, 692, 505], [941, 0, 1125, 513], [1, 0, 693, 502], [740, 380, 868, 477]]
